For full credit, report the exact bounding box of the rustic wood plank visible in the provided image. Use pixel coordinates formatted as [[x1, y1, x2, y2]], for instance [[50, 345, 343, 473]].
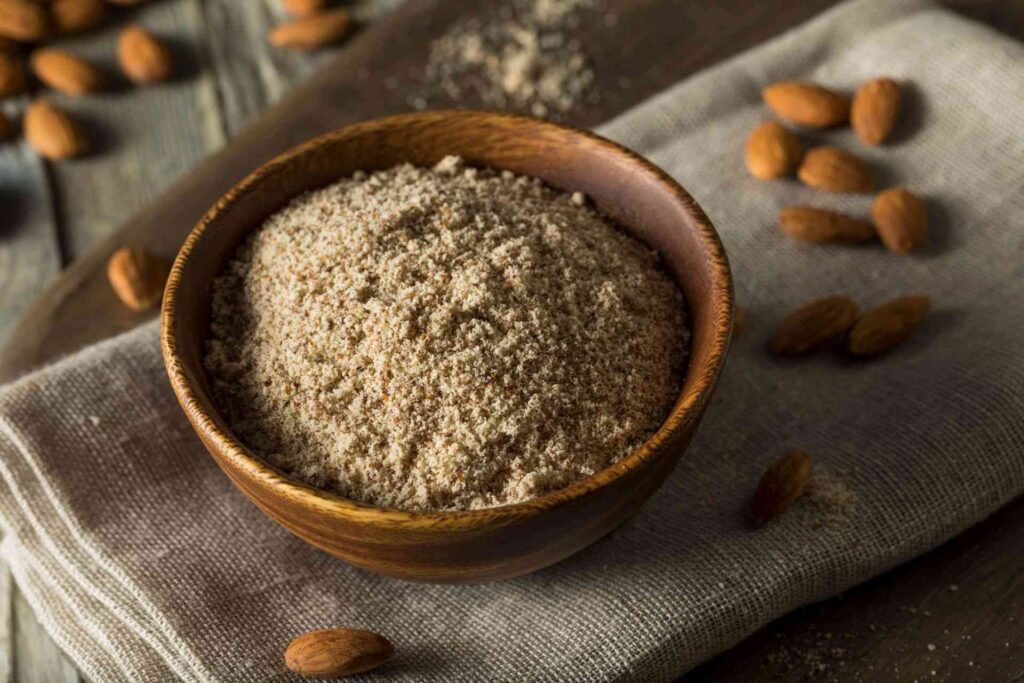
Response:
[[0, 119, 62, 348], [13, 590, 80, 683], [45, 0, 227, 259]]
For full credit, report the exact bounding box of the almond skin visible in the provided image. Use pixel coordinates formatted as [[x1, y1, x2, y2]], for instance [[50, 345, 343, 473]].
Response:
[[51, 0, 107, 35], [851, 77, 901, 146], [118, 25, 173, 84], [752, 450, 813, 522], [745, 121, 801, 180], [849, 296, 931, 357], [872, 187, 926, 254], [31, 48, 104, 95], [285, 628, 394, 679], [771, 295, 859, 356], [0, 0, 50, 42], [283, 0, 326, 17], [762, 81, 850, 128], [0, 50, 24, 97], [798, 146, 874, 193], [269, 8, 352, 50], [24, 100, 87, 159], [107, 246, 169, 311], [779, 207, 876, 244]]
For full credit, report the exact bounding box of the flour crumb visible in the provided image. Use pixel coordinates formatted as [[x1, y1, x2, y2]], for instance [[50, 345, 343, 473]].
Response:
[[801, 467, 857, 528], [205, 157, 688, 512], [420, 0, 596, 119]]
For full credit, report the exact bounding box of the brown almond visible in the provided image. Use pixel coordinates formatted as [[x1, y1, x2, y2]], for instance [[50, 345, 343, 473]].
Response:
[[51, 0, 106, 35], [0, 50, 24, 97], [283, 0, 326, 17], [798, 146, 874, 193], [285, 628, 394, 679], [872, 187, 926, 254], [24, 100, 87, 159], [0, 0, 50, 42], [745, 121, 801, 180], [771, 295, 859, 356], [107, 246, 169, 311], [779, 207, 876, 244], [0, 109, 13, 142], [849, 295, 931, 357], [118, 25, 173, 84], [752, 450, 813, 522], [31, 48, 103, 95], [851, 77, 901, 146], [269, 8, 352, 50], [762, 81, 850, 128]]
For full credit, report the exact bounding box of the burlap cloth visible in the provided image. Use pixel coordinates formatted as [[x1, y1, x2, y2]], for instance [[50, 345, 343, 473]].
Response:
[[1, 0, 1022, 680]]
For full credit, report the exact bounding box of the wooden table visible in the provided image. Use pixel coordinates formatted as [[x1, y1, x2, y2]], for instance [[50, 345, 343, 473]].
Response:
[[0, 1, 1021, 680]]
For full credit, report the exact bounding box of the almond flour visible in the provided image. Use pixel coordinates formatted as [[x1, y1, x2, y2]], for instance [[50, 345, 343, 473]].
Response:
[[419, 0, 596, 119], [205, 157, 687, 511]]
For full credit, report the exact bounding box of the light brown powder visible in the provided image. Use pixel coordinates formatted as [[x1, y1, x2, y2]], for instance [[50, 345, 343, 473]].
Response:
[[418, 0, 596, 119], [205, 157, 687, 511], [801, 468, 857, 528]]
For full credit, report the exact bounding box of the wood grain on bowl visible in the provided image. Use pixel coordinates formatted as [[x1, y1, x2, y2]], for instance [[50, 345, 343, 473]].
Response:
[[160, 110, 733, 583]]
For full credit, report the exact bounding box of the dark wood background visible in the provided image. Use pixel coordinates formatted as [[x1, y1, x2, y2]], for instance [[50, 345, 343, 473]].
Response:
[[0, 0, 1021, 680]]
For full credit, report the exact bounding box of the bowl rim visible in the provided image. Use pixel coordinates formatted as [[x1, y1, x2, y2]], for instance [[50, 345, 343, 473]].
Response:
[[161, 109, 733, 531]]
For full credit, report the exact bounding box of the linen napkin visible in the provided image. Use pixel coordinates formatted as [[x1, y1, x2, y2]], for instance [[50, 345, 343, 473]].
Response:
[[2, 0, 1023, 680]]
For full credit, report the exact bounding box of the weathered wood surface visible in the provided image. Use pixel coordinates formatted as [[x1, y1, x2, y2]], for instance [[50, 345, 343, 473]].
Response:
[[0, 0, 1021, 680]]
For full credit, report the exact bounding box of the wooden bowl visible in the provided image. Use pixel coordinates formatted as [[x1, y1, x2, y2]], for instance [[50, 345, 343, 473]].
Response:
[[161, 110, 733, 583]]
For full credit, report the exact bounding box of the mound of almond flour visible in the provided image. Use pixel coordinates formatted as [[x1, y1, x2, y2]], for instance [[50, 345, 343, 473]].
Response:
[[204, 157, 687, 511]]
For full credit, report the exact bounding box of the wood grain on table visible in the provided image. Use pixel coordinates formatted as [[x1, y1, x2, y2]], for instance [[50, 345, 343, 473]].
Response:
[[0, 0, 1021, 680]]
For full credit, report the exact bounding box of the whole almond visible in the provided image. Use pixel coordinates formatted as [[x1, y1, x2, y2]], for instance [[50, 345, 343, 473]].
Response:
[[851, 77, 901, 146], [283, 0, 326, 17], [118, 25, 173, 84], [24, 100, 87, 159], [0, 50, 24, 97], [0, 109, 13, 142], [285, 628, 394, 679], [51, 0, 107, 35], [771, 295, 859, 356], [752, 450, 813, 522], [0, 0, 50, 42], [872, 187, 927, 254], [779, 207, 876, 244], [31, 48, 103, 95], [745, 121, 801, 180], [269, 8, 352, 50], [849, 295, 931, 356], [798, 146, 874, 193], [762, 81, 850, 128], [107, 246, 169, 311]]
